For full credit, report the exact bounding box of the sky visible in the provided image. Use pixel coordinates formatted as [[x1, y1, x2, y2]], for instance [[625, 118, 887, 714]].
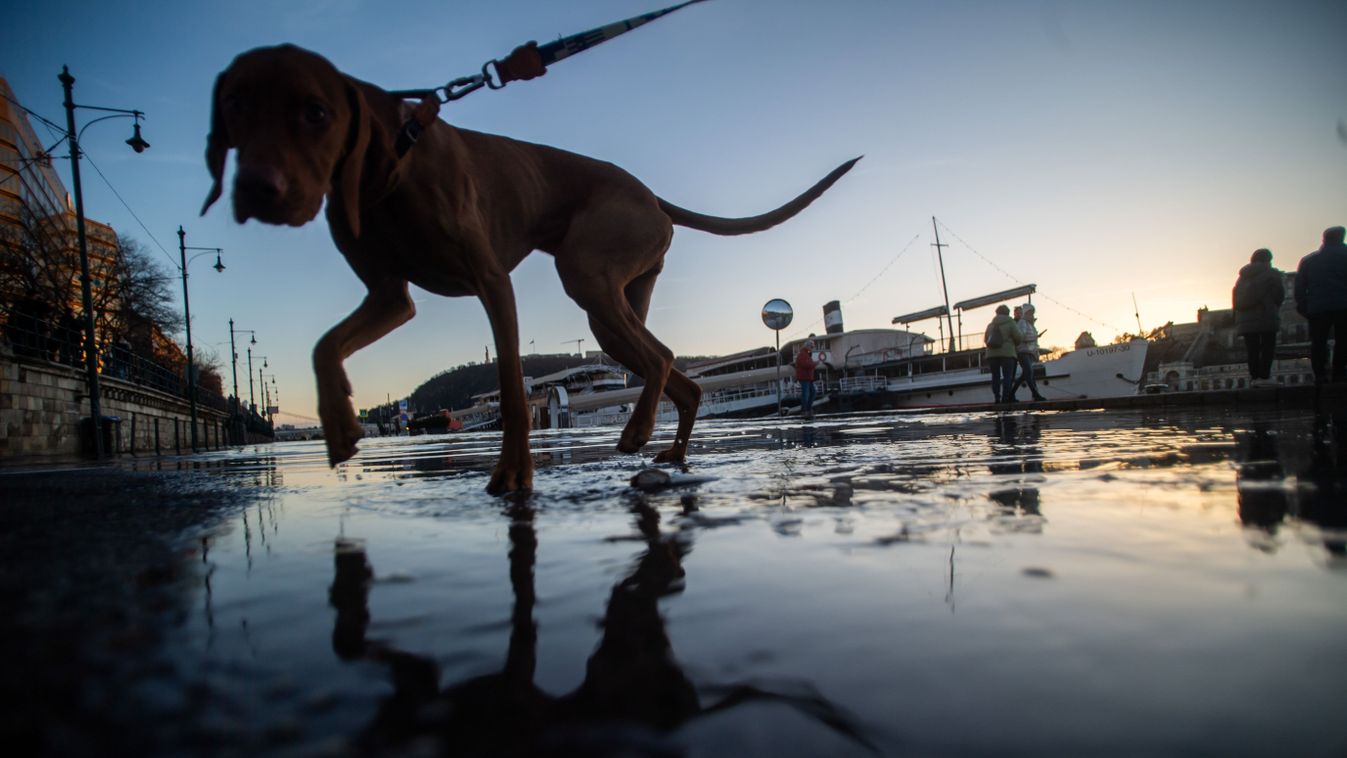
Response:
[[4, 0, 1345, 425]]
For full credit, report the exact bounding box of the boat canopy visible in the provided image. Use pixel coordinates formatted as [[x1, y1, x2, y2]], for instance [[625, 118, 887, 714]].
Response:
[[952, 284, 1036, 313], [892, 305, 949, 324]]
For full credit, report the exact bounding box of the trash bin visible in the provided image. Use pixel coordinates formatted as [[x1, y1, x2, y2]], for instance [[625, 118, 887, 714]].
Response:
[[80, 415, 121, 457]]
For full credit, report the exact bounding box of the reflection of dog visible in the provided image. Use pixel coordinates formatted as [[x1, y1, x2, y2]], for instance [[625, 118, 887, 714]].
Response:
[[329, 500, 876, 754], [203, 44, 858, 492]]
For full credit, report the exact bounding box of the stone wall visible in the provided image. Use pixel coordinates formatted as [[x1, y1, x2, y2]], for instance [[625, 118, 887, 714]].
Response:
[[1, 350, 231, 462]]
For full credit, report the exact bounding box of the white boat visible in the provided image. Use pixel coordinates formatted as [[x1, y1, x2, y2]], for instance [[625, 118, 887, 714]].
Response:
[[554, 295, 1147, 428], [533, 363, 633, 428], [834, 334, 1148, 409]]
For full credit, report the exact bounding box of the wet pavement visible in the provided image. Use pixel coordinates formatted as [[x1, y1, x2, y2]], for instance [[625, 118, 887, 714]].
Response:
[[3, 407, 1346, 756]]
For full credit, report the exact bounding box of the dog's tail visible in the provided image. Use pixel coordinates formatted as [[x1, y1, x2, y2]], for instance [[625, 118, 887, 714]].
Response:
[[657, 156, 860, 236]]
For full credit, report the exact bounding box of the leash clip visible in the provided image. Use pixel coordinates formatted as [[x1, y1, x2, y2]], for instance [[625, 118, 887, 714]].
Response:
[[435, 74, 487, 103]]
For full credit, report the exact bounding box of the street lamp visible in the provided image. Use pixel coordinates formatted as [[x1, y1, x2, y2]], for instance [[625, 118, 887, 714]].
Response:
[[228, 320, 256, 411], [248, 352, 269, 412], [259, 372, 279, 418], [177, 226, 226, 452], [762, 299, 794, 416], [58, 65, 150, 459], [255, 361, 271, 423]]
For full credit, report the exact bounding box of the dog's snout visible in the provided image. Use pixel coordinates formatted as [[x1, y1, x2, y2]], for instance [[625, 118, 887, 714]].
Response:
[[236, 164, 288, 203]]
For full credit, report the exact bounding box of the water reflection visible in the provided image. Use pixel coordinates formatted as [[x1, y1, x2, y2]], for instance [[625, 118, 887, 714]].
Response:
[[987, 415, 1045, 530], [329, 499, 875, 755], [1295, 410, 1347, 557], [1235, 421, 1287, 551], [10, 406, 1347, 754]]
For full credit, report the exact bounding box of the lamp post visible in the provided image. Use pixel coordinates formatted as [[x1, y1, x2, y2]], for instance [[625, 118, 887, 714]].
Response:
[[177, 227, 225, 452], [246, 346, 256, 411], [761, 299, 794, 417], [268, 374, 280, 418], [58, 65, 150, 459], [256, 365, 274, 424], [250, 353, 269, 413], [260, 369, 272, 422], [228, 320, 256, 409], [227, 320, 256, 445]]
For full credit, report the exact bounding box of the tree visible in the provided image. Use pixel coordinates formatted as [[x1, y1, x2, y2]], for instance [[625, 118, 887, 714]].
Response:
[[110, 234, 182, 355], [0, 204, 118, 361], [193, 345, 226, 396]]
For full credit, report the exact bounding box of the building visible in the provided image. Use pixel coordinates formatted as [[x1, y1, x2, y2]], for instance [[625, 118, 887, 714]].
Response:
[[1, 75, 122, 352], [1144, 272, 1314, 392]]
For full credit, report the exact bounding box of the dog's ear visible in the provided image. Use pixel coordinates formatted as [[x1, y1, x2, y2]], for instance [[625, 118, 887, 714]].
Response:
[[335, 79, 397, 240], [200, 68, 232, 216]]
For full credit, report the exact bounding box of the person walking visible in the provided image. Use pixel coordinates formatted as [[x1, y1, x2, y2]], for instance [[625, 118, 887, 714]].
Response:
[[1232, 248, 1285, 385], [795, 338, 819, 418], [984, 304, 1022, 404], [1294, 226, 1347, 383], [1010, 303, 1047, 401]]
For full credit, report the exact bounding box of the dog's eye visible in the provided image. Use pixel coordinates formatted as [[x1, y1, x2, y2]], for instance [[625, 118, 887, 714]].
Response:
[[303, 103, 329, 126]]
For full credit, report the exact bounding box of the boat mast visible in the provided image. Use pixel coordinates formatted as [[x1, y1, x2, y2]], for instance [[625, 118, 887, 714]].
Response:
[[932, 216, 956, 352]]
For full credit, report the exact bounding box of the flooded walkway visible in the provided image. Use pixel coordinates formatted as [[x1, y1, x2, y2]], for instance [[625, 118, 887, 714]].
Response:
[[4, 407, 1346, 756]]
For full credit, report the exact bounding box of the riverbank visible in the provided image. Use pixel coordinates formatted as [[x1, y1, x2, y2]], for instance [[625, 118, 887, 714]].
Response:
[[3, 406, 1345, 755]]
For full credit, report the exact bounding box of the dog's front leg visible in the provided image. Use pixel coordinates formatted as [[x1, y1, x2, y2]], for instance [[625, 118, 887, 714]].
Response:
[[313, 281, 415, 466], [476, 270, 533, 494]]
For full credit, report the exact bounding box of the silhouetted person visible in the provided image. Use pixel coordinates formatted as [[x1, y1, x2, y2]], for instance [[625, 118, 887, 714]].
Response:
[[984, 304, 1022, 404], [795, 338, 819, 418], [1294, 226, 1347, 383], [1233, 248, 1285, 384], [1010, 303, 1046, 401]]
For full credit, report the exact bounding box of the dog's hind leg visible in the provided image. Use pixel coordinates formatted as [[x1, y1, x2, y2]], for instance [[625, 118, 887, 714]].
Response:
[[313, 280, 415, 466], [556, 200, 681, 456], [617, 271, 701, 463], [575, 268, 700, 462], [580, 301, 672, 455]]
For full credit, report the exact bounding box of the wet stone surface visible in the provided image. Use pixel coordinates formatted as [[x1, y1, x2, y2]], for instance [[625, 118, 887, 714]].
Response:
[[3, 407, 1346, 756]]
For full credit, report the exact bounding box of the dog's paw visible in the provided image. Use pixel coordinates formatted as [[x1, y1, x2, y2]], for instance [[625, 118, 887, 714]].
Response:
[[320, 406, 363, 467], [486, 462, 533, 495], [326, 435, 360, 467], [652, 445, 687, 465], [617, 421, 653, 454]]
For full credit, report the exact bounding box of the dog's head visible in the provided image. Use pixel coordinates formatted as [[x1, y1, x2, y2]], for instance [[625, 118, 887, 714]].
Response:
[[201, 44, 391, 238]]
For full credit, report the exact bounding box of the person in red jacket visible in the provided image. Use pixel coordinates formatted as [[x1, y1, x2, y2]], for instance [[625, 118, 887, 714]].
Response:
[[795, 339, 819, 418]]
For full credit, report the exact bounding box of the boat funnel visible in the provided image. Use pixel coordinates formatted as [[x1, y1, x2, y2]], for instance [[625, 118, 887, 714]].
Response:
[[823, 300, 844, 334]]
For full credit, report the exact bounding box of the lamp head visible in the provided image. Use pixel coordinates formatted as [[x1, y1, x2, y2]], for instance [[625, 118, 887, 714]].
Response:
[[213, 252, 225, 273], [125, 121, 150, 153]]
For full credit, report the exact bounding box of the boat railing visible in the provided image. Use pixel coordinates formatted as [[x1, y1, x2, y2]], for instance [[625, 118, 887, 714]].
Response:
[[838, 375, 888, 394], [705, 383, 787, 407]]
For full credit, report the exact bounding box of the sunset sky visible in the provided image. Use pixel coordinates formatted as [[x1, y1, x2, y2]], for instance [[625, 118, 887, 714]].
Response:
[[5, 0, 1344, 424]]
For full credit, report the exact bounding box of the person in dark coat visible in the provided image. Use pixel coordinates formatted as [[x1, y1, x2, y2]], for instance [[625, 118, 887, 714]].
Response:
[[1294, 226, 1347, 383], [984, 304, 1023, 404], [1232, 248, 1285, 384]]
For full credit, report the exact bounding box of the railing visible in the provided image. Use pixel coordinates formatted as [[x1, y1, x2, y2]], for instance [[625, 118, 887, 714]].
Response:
[[837, 375, 888, 394], [1, 307, 229, 412]]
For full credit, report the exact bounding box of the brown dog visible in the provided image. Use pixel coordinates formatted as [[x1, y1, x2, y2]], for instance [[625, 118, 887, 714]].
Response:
[[203, 44, 857, 493]]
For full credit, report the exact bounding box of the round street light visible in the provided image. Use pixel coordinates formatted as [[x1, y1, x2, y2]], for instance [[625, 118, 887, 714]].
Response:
[[762, 299, 794, 416]]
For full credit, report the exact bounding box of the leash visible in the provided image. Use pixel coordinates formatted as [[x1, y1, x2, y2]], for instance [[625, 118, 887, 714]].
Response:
[[390, 0, 709, 156]]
